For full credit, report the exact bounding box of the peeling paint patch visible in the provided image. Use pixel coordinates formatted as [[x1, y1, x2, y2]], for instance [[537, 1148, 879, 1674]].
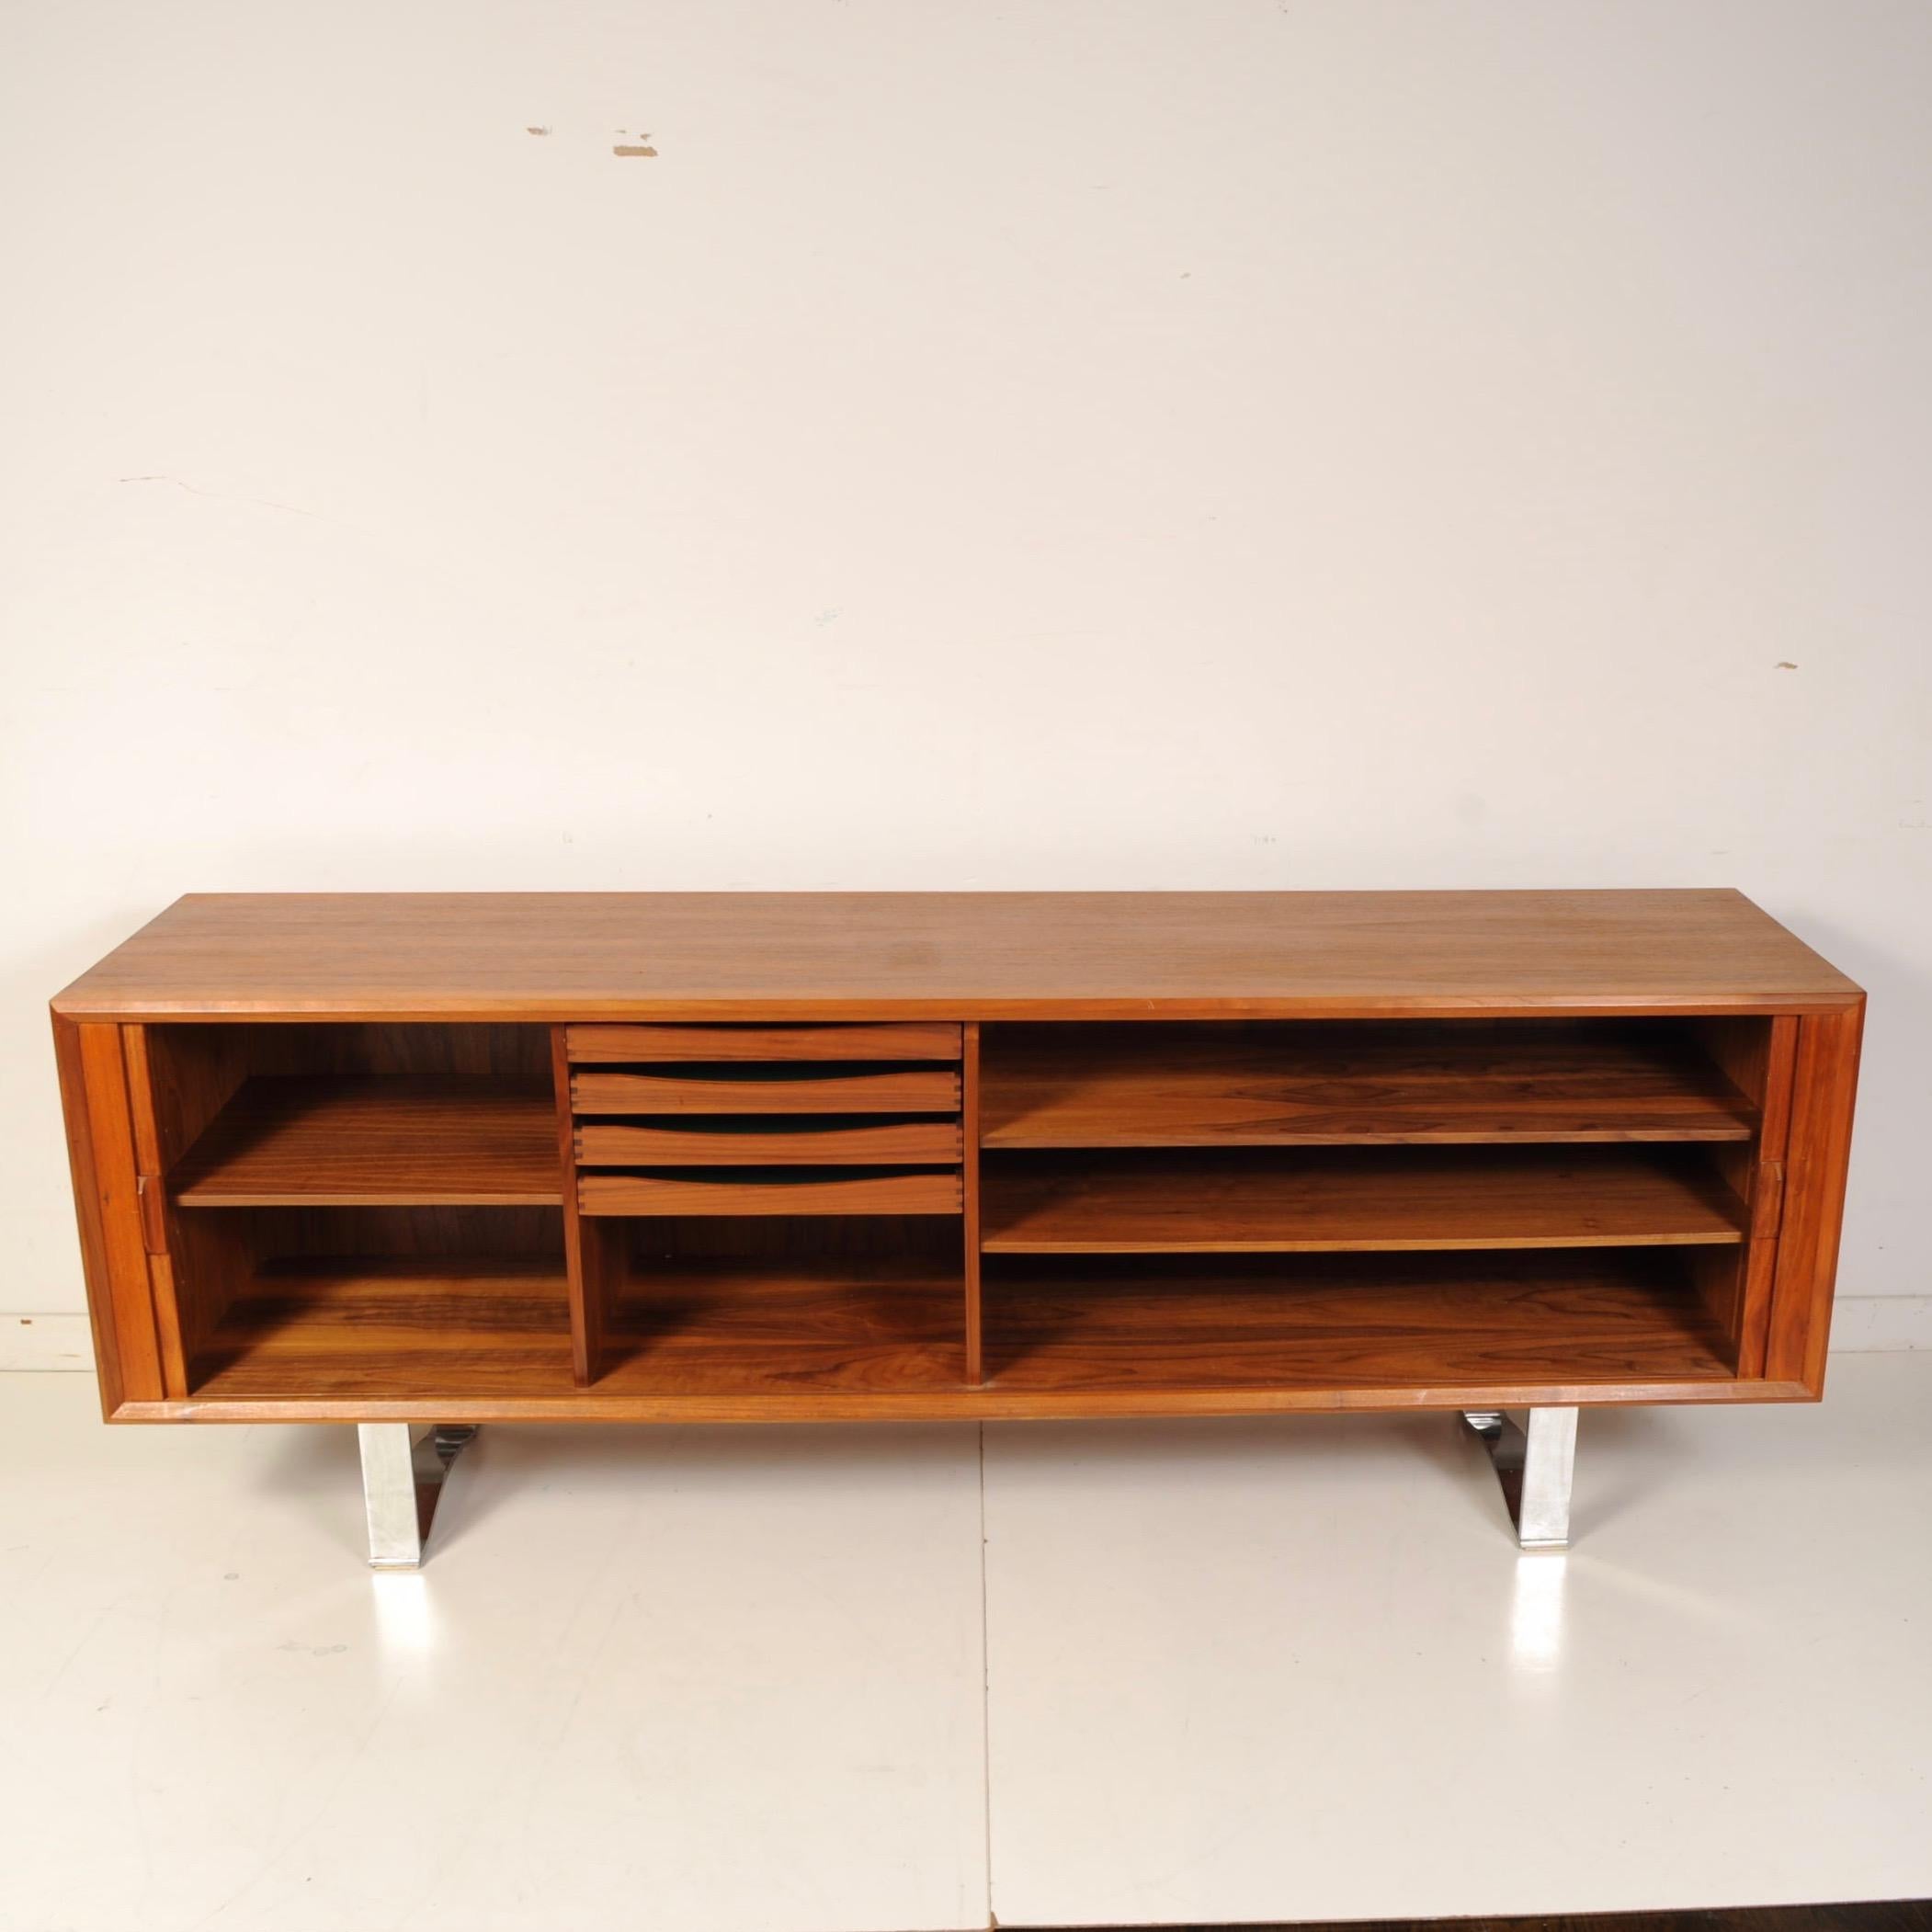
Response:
[[1775, 660, 1798, 669], [613, 142, 658, 157], [526, 125, 551, 136]]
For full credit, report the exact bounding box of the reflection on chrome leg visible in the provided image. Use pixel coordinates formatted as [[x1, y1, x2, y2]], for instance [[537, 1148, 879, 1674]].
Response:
[[1461, 1407, 1577, 1549], [358, 1423, 478, 1570]]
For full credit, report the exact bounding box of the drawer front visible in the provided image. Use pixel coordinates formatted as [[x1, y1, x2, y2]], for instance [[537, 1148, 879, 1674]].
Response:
[[573, 1066, 961, 1115], [576, 1119, 963, 1166], [566, 1023, 962, 1063], [578, 1167, 964, 1216]]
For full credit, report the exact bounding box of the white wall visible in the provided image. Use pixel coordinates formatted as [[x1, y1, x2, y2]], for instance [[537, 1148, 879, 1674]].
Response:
[[2, 0, 1927, 1337]]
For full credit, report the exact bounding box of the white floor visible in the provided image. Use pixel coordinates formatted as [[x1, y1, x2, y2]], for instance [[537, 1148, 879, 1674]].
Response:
[[1, 1362, 1928, 1932]]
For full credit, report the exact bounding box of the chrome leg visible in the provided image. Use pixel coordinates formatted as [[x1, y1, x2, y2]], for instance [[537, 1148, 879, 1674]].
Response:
[[358, 1424, 478, 1569], [1461, 1407, 1577, 1548]]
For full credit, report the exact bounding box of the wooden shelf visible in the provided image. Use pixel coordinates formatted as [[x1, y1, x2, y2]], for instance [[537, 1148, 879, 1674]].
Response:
[[171, 1077, 563, 1206], [573, 1065, 960, 1115], [190, 1255, 964, 1401], [566, 1022, 962, 1063], [981, 1023, 1756, 1147], [579, 1166, 963, 1216], [189, 1249, 1730, 1407], [981, 1252, 1734, 1392], [576, 1118, 962, 1165], [599, 1256, 966, 1395], [193, 1258, 575, 1399], [981, 1148, 1746, 1253]]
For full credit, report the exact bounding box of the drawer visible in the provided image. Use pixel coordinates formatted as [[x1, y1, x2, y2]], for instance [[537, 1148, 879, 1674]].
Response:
[[572, 1065, 960, 1115], [566, 1022, 961, 1063], [578, 1166, 964, 1216], [576, 1119, 963, 1166]]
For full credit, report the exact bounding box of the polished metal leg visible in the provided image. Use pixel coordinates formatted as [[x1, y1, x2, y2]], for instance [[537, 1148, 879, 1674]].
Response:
[[1461, 1407, 1578, 1548], [358, 1424, 478, 1569]]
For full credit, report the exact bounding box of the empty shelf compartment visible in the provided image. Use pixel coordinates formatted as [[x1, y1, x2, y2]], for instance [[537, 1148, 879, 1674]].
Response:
[[980, 1250, 1737, 1392], [192, 1256, 576, 1401], [171, 1076, 563, 1207], [980, 1147, 1746, 1253], [980, 1021, 1757, 1147], [597, 1254, 968, 1394]]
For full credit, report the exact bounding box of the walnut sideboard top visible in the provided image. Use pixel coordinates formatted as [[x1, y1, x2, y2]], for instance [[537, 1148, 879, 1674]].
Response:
[[51, 889, 1861, 1021]]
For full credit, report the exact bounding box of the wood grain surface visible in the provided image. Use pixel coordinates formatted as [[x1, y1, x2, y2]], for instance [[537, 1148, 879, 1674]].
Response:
[[51, 890, 1861, 1019], [605, 1256, 967, 1393], [579, 1166, 964, 1217], [571, 1065, 961, 1115], [981, 1022, 1756, 1146], [179, 1250, 1756, 1415], [575, 1118, 963, 1165], [981, 1251, 1733, 1391], [982, 1147, 1747, 1252], [190, 1254, 967, 1401], [170, 1077, 563, 1206], [194, 1258, 574, 1399], [565, 1021, 962, 1062]]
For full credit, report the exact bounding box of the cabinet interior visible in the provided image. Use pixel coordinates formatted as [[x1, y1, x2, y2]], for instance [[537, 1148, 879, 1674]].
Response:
[[143, 1015, 1782, 1408]]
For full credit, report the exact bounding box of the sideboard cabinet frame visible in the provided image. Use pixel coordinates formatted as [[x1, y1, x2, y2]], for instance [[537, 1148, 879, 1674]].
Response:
[[49, 892, 1864, 1557]]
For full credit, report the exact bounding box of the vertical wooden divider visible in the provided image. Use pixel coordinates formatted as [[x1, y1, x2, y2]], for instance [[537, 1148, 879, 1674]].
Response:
[[961, 1021, 983, 1385], [119, 1025, 191, 1398], [1693, 1015, 1798, 1377], [551, 1026, 609, 1387], [1733, 1016, 1797, 1379]]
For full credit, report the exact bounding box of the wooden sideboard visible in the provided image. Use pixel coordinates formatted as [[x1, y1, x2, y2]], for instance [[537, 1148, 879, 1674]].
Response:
[[49, 891, 1862, 1557]]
